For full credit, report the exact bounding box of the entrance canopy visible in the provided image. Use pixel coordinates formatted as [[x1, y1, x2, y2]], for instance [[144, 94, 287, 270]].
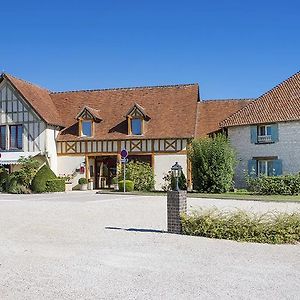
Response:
[[0, 152, 40, 165]]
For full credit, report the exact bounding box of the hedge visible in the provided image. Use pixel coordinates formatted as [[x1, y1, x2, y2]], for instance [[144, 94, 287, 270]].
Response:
[[247, 174, 300, 195], [31, 165, 57, 193], [45, 179, 65, 192], [181, 208, 300, 244], [118, 180, 134, 192]]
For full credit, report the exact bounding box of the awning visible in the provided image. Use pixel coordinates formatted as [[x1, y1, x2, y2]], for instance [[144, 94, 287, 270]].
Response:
[[0, 152, 40, 165]]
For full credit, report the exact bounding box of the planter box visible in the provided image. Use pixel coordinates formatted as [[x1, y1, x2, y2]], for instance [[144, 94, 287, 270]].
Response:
[[65, 182, 73, 192], [80, 184, 88, 191]]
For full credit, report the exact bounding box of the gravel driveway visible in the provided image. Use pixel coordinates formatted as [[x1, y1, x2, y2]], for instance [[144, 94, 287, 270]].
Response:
[[0, 192, 299, 300]]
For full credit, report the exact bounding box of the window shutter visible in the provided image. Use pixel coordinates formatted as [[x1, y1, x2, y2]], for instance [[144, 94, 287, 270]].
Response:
[[250, 126, 257, 143], [273, 159, 282, 176], [271, 124, 279, 142], [248, 159, 257, 177]]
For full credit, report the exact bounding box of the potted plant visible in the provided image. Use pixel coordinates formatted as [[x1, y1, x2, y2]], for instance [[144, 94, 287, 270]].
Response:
[[63, 175, 73, 192], [111, 176, 119, 190], [78, 177, 88, 191]]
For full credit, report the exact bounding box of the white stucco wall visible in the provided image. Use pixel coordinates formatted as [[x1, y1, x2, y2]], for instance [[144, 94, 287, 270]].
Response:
[[154, 154, 187, 190], [228, 121, 300, 187], [45, 126, 59, 174], [57, 155, 85, 176]]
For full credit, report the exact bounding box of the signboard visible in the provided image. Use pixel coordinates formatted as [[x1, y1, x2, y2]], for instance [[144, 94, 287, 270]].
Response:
[[120, 149, 128, 159]]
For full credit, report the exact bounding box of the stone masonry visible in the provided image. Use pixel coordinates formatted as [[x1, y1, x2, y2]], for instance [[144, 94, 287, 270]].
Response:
[[167, 190, 187, 233]]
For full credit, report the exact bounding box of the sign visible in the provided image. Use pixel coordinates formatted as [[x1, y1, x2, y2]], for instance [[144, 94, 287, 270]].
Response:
[[120, 149, 128, 159], [121, 158, 128, 163]]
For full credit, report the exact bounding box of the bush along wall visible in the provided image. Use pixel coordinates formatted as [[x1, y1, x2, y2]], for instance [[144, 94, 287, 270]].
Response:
[[181, 208, 300, 244], [247, 174, 300, 195], [45, 179, 65, 192]]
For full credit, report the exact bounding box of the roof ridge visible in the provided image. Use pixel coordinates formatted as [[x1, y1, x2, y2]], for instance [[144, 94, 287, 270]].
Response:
[[50, 83, 198, 94], [220, 69, 300, 127], [3, 73, 51, 92], [201, 98, 254, 102]]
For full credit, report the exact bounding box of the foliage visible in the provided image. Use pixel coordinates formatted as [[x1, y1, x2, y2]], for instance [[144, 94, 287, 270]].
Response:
[[118, 180, 134, 192], [0, 167, 9, 192], [111, 176, 118, 184], [45, 179, 65, 192], [162, 170, 187, 191], [188, 135, 236, 193], [14, 157, 40, 188], [78, 177, 88, 185], [6, 174, 31, 194], [31, 165, 57, 193], [246, 174, 300, 195], [181, 208, 300, 244], [121, 161, 155, 191]]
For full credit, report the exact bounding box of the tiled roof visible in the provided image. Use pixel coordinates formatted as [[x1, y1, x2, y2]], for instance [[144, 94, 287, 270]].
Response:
[[195, 99, 252, 137], [220, 71, 300, 127], [51, 83, 199, 141], [2, 74, 63, 126]]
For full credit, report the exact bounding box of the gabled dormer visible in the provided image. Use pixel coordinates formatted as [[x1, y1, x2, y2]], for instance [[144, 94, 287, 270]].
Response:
[[76, 106, 102, 137], [125, 103, 149, 136]]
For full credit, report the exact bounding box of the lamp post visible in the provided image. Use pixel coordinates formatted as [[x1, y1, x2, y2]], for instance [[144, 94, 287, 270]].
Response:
[[171, 162, 182, 191]]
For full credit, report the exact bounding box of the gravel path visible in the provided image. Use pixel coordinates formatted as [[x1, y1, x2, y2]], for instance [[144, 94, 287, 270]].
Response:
[[0, 192, 299, 299]]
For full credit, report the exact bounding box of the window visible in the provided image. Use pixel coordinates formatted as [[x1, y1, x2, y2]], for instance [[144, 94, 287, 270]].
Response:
[[250, 124, 278, 144], [131, 118, 142, 135], [9, 125, 23, 150], [248, 158, 282, 177], [82, 120, 92, 137], [258, 160, 274, 176], [0, 126, 6, 150]]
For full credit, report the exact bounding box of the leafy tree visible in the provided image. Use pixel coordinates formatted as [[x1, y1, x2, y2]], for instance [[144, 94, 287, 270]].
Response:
[[189, 135, 236, 193]]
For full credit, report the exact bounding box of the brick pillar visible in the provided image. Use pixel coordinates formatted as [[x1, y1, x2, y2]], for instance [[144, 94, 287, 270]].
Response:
[[167, 190, 187, 233]]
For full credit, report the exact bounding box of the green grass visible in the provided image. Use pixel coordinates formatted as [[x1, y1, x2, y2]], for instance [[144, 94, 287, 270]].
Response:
[[98, 189, 300, 203]]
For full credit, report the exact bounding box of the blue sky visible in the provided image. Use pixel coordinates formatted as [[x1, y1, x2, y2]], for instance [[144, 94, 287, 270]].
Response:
[[0, 0, 299, 99]]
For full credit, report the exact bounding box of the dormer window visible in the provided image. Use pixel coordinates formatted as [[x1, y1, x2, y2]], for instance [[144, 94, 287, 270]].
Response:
[[125, 103, 149, 136], [76, 106, 102, 138], [82, 120, 92, 137], [131, 118, 142, 135]]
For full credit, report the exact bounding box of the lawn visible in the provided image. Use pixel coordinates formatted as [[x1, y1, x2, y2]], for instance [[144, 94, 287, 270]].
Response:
[[98, 190, 300, 203]]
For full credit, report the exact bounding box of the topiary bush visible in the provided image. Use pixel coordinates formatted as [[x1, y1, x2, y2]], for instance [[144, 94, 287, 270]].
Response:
[[121, 161, 154, 191], [246, 174, 300, 195], [78, 177, 88, 185], [189, 135, 236, 193], [45, 179, 65, 192], [118, 180, 134, 192], [181, 208, 300, 244], [31, 165, 57, 193]]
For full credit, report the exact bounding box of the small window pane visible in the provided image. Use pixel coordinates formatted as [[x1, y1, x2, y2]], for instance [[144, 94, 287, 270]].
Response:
[[266, 126, 272, 135], [9, 125, 23, 150], [0, 126, 6, 150], [131, 119, 142, 135], [82, 121, 92, 137]]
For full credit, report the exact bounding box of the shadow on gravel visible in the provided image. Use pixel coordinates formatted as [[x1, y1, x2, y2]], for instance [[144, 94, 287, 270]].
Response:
[[105, 226, 165, 233]]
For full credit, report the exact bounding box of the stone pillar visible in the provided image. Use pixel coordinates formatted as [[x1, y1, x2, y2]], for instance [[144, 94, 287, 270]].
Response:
[[167, 190, 187, 233]]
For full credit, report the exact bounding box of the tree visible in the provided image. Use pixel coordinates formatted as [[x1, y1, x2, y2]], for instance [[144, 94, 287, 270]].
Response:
[[188, 135, 236, 193]]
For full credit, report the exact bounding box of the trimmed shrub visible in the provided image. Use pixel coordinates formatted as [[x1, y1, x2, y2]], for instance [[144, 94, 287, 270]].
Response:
[[31, 165, 57, 193], [247, 174, 300, 195], [188, 135, 236, 193], [118, 180, 134, 192], [45, 179, 65, 192], [181, 208, 300, 244], [162, 170, 187, 191], [78, 177, 88, 185], [121, 161, 155, 191]]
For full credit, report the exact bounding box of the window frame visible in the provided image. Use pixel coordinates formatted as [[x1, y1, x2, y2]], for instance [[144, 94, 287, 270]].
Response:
[[257, 159, 274, 176], [0, 125, 6, 150], [79, 119, 94, 137], [130, 118, 143, 135], [9, 124, 23, 150]]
